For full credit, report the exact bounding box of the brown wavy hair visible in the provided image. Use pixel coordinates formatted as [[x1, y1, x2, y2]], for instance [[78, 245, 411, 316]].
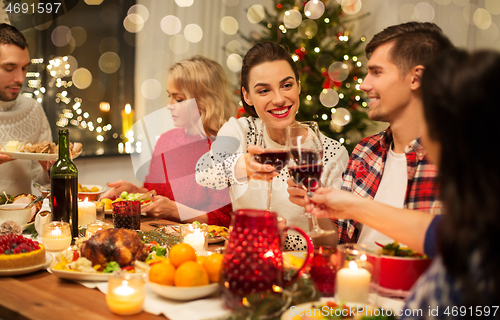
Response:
[[240, 42, 299, 117], [0, 23, 28, 49], [168, 56, 236, 137]]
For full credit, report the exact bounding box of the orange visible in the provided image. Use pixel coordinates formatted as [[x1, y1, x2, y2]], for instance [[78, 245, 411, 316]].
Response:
[[196, 255, 207, 266], [169, 243, 197, 268], [174, 261, 209, 287], [203, 253, 224, 283], [149, 261, 176, 285]]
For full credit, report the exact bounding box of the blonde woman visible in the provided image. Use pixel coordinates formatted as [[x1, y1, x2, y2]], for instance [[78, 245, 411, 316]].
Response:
[[103, 56, 237, 227]]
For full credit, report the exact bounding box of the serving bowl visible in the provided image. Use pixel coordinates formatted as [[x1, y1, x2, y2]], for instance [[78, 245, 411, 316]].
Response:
[[0, 203, 32, 225], [367, 254, 432, 291], [146, 279, 219, 301], [77, 185, 105, 201]]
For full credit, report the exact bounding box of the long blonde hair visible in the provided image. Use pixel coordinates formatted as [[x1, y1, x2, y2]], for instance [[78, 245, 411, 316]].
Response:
[[168, 56, 236, 137]]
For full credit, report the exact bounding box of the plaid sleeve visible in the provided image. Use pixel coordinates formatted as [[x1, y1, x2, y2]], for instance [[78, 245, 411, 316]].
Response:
[[334, 155, 359, 243]]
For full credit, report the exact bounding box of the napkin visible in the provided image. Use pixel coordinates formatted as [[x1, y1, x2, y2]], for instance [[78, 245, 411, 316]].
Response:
[[94, 282, 231, 320]]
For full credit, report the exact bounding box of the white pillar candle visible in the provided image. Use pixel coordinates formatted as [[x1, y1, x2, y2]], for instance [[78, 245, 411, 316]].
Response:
[[183, 229, 206, 254], [336, 261, 371, 304], [78, 198, 96, 227]]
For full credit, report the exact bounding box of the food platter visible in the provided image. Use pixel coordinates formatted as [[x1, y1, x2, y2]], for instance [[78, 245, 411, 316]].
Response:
[[281, 300, 375, 320], [159, 225, 227, 244], [49, 261, 145, 281], [0, 150, 82, 161], [0, 253, 53, 276], [146, 278, 219, 301]]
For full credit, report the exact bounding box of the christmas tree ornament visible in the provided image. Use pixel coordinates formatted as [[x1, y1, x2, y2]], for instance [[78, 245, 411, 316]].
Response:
[[331, 107, 351, 126], [298, 20, 318, 39], [328, 61, 350, 82], [284, 10, 303, 29], [320, 88, 339, 107], [304, 0, 326, 19]]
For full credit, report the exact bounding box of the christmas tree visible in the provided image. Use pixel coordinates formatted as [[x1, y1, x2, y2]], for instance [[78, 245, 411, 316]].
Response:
[[239, 0, 371, 152]]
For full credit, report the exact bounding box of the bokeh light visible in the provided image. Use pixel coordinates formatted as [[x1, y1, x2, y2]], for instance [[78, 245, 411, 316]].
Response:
[[414, 2, 435, 21], [298, 20, 318, 39], [85, 79, 106, 102], [175, 0, 194, 7], [141, 79, 162, 100], [161, 15, 182, 35], [315, 54, 334, 72], [85, 0, 103, 4], [184, 24, 203, 43], [72, 68, 93, 89], [473, 8, 492, 29], [99, 52, 121, 74], [123, 13, 145, 33], [481, 22, 499, 42], [227, 54, 243, 72], [433, 0, 451, 5], [320, 89, 339, 107], [99, 37, 120, 54], [225, 40, 242, 56], [247, 5, 265, 24], [222, 0, 239, 6], [101, 4, 122, 25], [463, 4, 479, 25], [485, 0, 500, 15], [70, 26, 87, 47], [221, 16, 239, 35], [51, 26, 71, 47], [128, 4, 149, 21], [33, 13, 52, 31], [341, 0, 362, 15], [328, 61, 349, 82], [64, 55, 78, 77], [284, 10, 302, 29], [305, 0, 325, 19], [399, 4, 416, 21], [169, 34, 189, 54], [452, 0, 469, 6], [331, 107, 351, 126]]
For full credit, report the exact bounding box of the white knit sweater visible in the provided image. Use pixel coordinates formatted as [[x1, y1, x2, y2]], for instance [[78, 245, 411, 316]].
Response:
[[0, 95, 52, 196]]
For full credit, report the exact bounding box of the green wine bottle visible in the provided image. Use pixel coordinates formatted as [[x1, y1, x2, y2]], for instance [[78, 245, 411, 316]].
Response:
[[50, 129, 79, 242]]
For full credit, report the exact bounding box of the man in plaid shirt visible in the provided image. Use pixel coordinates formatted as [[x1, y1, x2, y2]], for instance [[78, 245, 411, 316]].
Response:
[[337, 22, 453, 244]]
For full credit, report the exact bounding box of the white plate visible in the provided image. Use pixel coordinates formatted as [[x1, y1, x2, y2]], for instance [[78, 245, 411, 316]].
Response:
[[49, 263, 145, 281], [146, 279, 219, 301], [0, 150, 81, 161], [281, 301, 375, 320], [0, 252, 53, 276]]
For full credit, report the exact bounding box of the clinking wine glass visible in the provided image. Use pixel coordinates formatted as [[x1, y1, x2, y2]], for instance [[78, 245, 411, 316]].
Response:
[[288, 121, 337, 240], [254, 122, 289, 223]]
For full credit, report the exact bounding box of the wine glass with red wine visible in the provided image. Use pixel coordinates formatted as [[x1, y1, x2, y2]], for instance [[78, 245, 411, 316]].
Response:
[[254, 122, 290, 214], [288, 121, 336, 239]]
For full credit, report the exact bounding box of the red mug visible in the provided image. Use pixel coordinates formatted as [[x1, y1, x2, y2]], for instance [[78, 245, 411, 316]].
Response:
[[220, 209, 313, 309]]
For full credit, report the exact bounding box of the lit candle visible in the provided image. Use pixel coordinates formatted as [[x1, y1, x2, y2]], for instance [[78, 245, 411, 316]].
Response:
[[183, 228, 206, 254], [42, 222, 72, 252], [121, 103, 134, 138], [78, 198, 96, 227], [106, 275, 145, 315], [335, 261, 371, 304]]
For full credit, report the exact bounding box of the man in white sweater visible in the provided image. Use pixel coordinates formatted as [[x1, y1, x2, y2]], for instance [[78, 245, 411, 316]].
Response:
[[0, 23, 52, 195]]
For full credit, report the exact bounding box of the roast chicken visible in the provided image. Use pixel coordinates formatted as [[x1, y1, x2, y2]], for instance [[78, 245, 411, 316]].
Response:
[[80, 228, 148, 270]]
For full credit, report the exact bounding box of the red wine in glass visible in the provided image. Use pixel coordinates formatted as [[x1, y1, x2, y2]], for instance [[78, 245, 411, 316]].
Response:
[[254, 149, 290, 172], [309, 246, 337, 296], [288, 163, 323, 192]]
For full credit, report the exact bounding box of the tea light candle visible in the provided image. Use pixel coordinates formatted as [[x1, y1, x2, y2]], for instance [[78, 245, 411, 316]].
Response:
[[78, 198, 96, 227], [106, 275, 145, 315], [42, 222, 72, 252], [183, 228, 206, 254], [336, 261, 371, 303], [85, 221, 113, 238]]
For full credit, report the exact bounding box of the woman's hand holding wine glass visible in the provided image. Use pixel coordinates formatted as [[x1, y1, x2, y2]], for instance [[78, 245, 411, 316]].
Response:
[[288, 121, 336, 240]]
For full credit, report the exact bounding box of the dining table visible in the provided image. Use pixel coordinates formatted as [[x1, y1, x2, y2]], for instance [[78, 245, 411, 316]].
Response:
[[0, 217, 225, 320]]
